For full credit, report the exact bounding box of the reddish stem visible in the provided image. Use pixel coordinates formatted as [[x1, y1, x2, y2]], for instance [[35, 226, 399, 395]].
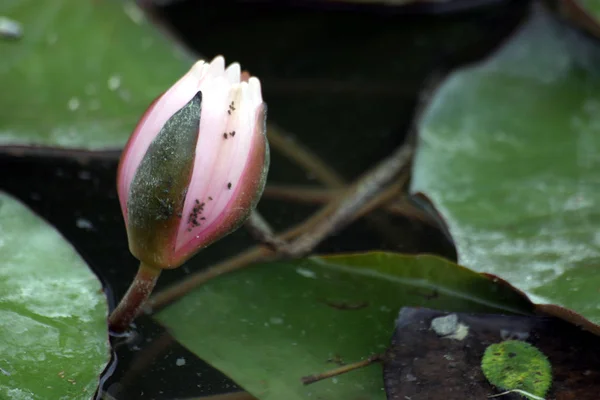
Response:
[[108, 262, 161, 334]]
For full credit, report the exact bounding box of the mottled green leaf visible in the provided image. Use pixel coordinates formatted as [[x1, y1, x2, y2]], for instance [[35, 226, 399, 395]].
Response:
[[0, 192, 109, 399], [411, 7, 600, 325], [481, 340, 552, 399], [155, 252, 532, 400], [0, 0, 189, 150]]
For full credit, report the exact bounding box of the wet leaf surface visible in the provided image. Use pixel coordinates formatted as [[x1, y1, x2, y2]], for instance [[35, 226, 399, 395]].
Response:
[[156, 252, 532, 400], [383, 307, 600, 400], [0, 192, 109, 399], [0, 0, 189, 151], [411, 5, 600, 326]]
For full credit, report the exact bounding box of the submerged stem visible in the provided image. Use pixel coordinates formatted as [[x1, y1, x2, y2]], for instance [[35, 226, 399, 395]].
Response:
[[263, 184, 435, 226], [282, 143, 413, 257], [108, 262, 161, 334]]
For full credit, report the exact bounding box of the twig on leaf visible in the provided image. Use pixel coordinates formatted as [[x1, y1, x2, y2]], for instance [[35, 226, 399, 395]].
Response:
[[189, 391, 257, 400], [301, 354, 382, 385]]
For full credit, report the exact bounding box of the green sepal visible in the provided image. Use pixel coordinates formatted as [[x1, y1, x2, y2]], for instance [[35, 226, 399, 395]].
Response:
[[127, 91, 202, 268]]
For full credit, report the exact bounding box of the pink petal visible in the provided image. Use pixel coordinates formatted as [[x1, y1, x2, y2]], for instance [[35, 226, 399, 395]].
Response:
[[174, 81, 263, 259]]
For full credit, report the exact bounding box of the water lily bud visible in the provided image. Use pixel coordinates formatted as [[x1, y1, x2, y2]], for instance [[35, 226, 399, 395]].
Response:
[[117, 56, 269, 269]]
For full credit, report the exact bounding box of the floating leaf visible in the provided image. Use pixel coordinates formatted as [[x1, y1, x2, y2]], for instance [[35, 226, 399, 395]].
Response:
[[156, 252, 532, 400], [411, 5, 600, 327], [0, 0, 189, 151], [481, 340, 552, 399], [0, 192, 109, 399]]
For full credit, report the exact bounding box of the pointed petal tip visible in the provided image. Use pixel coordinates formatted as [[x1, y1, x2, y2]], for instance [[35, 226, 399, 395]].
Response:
[[209, 55, 226, 75], [211, 55, 226, 64], [248, 77, 263, 105], [225, 62, 241, 84], [189, 60, 206, 79]]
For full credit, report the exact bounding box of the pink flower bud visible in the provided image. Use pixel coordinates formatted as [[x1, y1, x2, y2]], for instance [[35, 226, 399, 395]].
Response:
[[117, 56, 269, 269]]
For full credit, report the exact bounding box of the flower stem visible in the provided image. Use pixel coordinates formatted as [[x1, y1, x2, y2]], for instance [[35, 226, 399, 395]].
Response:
[[108, 262, 161, 334]]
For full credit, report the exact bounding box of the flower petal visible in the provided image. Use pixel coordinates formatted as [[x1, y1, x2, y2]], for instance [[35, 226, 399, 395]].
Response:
[[208, 55, 226, 79], [173, 101, 268, 264], [225, 62, 241, 84], [248, 77, 263, 106]]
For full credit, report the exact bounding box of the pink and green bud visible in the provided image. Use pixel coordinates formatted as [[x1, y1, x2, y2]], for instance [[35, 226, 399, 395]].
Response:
[[117, 56, 269, 269]]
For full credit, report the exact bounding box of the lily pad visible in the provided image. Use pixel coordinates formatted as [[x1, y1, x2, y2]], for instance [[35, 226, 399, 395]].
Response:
[[0, 0, 189, 151], [411, 7, 600, 326], [0, 192, 109, 399], [155, 252, 532, 400]]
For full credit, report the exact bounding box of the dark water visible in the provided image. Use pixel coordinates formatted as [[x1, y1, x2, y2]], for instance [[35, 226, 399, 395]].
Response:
[[0, 0, 531, 398]]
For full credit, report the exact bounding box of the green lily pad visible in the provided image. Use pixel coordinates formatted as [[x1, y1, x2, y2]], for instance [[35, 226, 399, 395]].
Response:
[[0, 192, 109, 399], [411, 7, 600, 326], [155, 252, 532, 400], [0, 0, 189, 151]]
